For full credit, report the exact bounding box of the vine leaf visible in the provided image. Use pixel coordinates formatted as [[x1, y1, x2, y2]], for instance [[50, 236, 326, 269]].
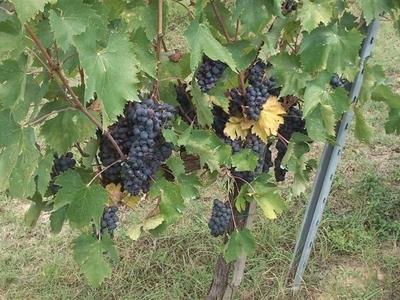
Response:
[[177, 173, 202, 201], [282, 133, 314, 196], [50, 205, 68, 234], [127, 215, 164, 241], [242, 97, 285, 143], [0, 111, 40, 198], [40, 110, 99, 154], [228, 149, 258, 172], [53, 170, 108, 228], [73, 233, 118, 287], [0, 57, 44, 123], [191, 80, 214, 127], [224, 116, 248, 140], [166, 155, 186, 178], [361, 0, 394, 24], [305, 103, 336, 141], [0, 19, 25, 53], [24, 192, 46, 229], [179, 130, 231, 172], [299, 23, 364, 74], [385, 108, 400, 135], [184, 18, 236, 71], [34, 152, 54, 196], [269, 53, 312, 96], [232, 0, 271, 34], [354, 106, 373, 144], [297, 0, 335, 32], [250, 176, 286, 219], [224, 228, 255, 263], [74, 30, 139, 123], [12, 0, 56, 24], [49, 0, 100, 52]]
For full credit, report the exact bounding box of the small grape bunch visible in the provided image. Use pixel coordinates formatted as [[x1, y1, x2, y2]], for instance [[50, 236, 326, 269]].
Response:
[[208, 199, 231, 237], [50, 152, 76, 194], [93, 206, 119, 239]]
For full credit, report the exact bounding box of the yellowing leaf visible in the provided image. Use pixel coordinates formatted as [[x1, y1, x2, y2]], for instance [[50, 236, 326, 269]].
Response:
[[123, 194, 140, 209], [126, 215, 164, 241], [224, 116, 248, 140], [126, 223, 143, 241], [242, 97, 285, 142], [142, 215, 164, 231], [106, 183, 123, 206]]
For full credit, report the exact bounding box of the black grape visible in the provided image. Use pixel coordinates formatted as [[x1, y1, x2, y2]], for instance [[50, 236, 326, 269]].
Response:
[[175, 84, 197, 125], [196, 55, 227, 93], [208, 199, 231, 237], [49, 152, 76, 194], [330, 74, 348, 89], [283, 0, 298, 12], [92, 205, 119, 239]]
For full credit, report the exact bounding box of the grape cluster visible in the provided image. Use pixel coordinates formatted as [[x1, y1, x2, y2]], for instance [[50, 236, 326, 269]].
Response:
[[175, 84, 197, 125], [196, 55, 227, 93], [208, 199, 231, 237], [330, 74, 348, 89], [50, 152, 76, 194], [92, 206, 119, 238], [122, 99, 175, 195], [245, 135, 273, 173], [244, 84, 270, 121], [98, 99, 175, 195], [275, 107, 307, 181]]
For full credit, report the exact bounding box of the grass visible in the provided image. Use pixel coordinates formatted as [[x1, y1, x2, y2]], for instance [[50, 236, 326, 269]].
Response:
[[2, 4, 400, 300]]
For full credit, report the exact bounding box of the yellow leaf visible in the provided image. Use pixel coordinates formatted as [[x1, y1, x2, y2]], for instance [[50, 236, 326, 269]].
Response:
[[106, 183, 123, 206], [142, 215, 164, 231], [224, 116, 248, 140], [126, 223, 143, 240], [122, 194, 141, 209], [248, 96, 285, 142]]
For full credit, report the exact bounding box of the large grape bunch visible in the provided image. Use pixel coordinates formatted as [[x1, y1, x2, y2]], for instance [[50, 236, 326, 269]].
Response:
[[50, 152, 76, 194], [122, 99, 175, 195], [92, 206, 119, 239], [196, 55, 227, 93], [208, 199, 231, 237], [98, 99, 175, 195], [275, 106, 307, 181]]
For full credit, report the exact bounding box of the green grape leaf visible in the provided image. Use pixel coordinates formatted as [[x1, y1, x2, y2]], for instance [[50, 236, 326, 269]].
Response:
[[305, 103, 336, 141], [179, 130, 231, 172], [304, 72, 350, 119], [12, 0, 56, 24], [371, 84, 400, 109], [184, 18, 236, 71], [251, 179, 286, 219], [177, 173, 202, 201], [361, 0, 393, 24], [299, 23, 364, 74], [34, 152, 54, 196], [0, 19, 25, 53], [359, 64, 386, 104], [53, 170, 108, 228], [282, 133, 313, 196], [131, 28, 157, 78], [50, 204, 68, 234], [354, 106, 373, 144], [223, 228, 255, 263], [297, 0, 335, 32], [162, 128, 179, 145], [102, 0, 125, 20], [40, 109, 98, 154], [228, 149, 258, 172], [74, 30, 139, 122], [232, 0, 271, 34], [0, 57, 44, 122], [166, 155, 185, 177], [24, 192, 46, 229], [48, 0, 100, 52], [385, 108, 400, 135], [269, 53, 311, 96], [225, 41, 258, 72], [148, 178, 185, 235], [0, 111, 40, 198], [73, 233, 118, 287], [191, 80, 213, 127]]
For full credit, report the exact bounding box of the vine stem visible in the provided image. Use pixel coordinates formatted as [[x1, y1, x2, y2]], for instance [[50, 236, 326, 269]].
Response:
[[24, 24, 126, 160], [86, 159, 122, 187], [211, 0, 232, 43]]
